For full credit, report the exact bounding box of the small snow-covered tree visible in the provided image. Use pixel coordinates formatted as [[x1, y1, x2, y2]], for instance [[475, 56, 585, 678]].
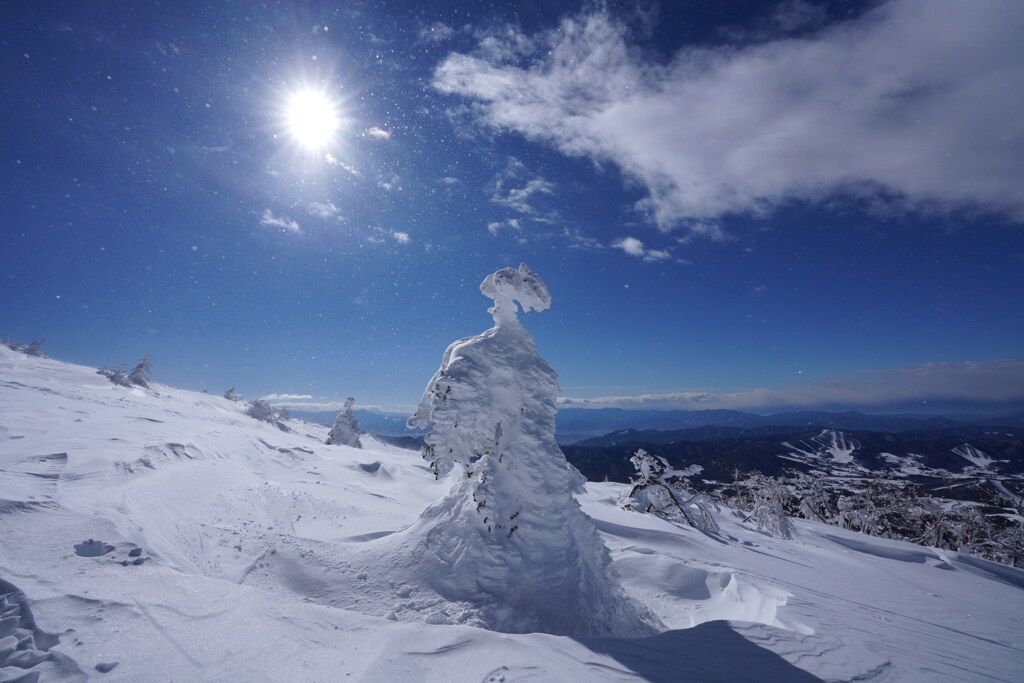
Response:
[[734, 471, 796, 539], [326, 397, 362, 448], [128, 355, 151, 388], [245, 399, 290, 425], [950, 504, 992, 555], [24, 339, 46, 357], [401, 264, 656, 636], [2, 337, 46, 356], [97, 365, 132, 387], [224, 387, 243, 402], [788, 471, 836, 524], [623, 449, 718, 534], [994, 525, 1024, 567]]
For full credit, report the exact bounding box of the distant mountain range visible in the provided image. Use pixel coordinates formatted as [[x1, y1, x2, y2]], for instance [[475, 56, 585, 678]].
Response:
[[562, 426, 1024, 487], [290, 407, 1024, 444], [555, 408, 1024, 444], [290, 409, 427, 437]]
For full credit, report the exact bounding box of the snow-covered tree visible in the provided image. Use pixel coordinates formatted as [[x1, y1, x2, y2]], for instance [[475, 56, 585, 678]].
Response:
[[788, 471, 837, 524], [2, 337, 46, 357], [245, 399, 290, 426], [734, 470, 796, 539], [326, 397, 362, 448], [97, 365, 131, 387], [402, 264, 656, 636], [128, 355, 151, 388], [223, 387, 243, 402], [622, 449, 718, 534], [24, 339, 46, 357]]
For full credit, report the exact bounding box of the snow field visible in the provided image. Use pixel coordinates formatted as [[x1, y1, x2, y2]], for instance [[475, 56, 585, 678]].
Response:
[[2, 346, 1024, 681]]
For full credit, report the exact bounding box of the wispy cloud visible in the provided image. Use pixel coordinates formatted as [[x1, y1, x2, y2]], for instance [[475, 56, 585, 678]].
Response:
[[309, 201, 340, 218], [325, 153, 359, 176], [261, 393, 313, 401], [391, 230, 411, 244], [487, 218, 521, 236], [612, 236, 673, 262], [491, 158, 555, 215], [419, 21, 455, 44], [366, 126, 391, 140], [559, 358, 1024, 411], [493, 177, 555, 214], [435, 1, 1024, 235], [268, 399, 410, 413], [259, 209, 301, 234]]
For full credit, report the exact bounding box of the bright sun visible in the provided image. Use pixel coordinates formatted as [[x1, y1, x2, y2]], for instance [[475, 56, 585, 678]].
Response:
[[285, 88, 341, 151]]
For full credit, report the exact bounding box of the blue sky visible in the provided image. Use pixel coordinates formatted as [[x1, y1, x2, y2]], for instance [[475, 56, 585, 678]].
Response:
[[2, 0, 1023, 414]]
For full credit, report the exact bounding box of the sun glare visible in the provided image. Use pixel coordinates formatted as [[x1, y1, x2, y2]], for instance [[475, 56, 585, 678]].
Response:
[[285, 88, 341, 151]]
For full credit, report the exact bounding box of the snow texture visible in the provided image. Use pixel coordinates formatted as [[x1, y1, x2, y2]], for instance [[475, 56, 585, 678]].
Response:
[[326, 397, 362, 448], [2, 344, 1024, 681], [400, 264, 656, 636]]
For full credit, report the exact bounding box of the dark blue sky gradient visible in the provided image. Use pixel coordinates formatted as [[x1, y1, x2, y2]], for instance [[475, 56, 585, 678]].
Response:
[[2, 1, 1021, 412]]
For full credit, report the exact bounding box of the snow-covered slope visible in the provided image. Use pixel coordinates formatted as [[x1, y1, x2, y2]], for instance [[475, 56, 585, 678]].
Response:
[[2, 346, 1023, 681]]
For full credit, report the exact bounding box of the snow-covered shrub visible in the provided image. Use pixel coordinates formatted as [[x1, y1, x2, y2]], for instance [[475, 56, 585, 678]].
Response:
[[97, 356, 151, 389], [128, 355, 151, 388], [403, 264, 656, 636], [223, 387, 243, 402], [97, 365, 131, 387], [788, 471, 837, 524], [326, 397, 362, 448], [733, 470, 796, 539], [245, 399, 290, 425], [2, 337, 46, 357], [24, 339, 47, 357], [622, 449, 719, 534]]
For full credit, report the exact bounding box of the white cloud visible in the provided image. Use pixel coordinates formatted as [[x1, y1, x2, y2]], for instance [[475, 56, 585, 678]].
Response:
[[378, 174, 401, 191], [392, 230, 411, 244], [612, 236, 673, 262], [558, 358, 1024, 411], [269, 400, 409, 413], [441, 176, 459, 185], [563, 228, 604, 251], [309, 201, 340, 218], [366, 126, 391, 140], [487, 218, 521, 236], [493, 177, 555, 214], [259, 209, 301, 234], [419, 22, 455, 43], [325, 153, 359, 176], [490, 157, 555, 215], [261, 393, 313, 401], [435, 1, 1024, 234]]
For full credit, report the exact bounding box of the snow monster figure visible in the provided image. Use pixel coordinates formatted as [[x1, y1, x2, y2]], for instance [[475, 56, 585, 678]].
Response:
[[406, 264, 657, 636]]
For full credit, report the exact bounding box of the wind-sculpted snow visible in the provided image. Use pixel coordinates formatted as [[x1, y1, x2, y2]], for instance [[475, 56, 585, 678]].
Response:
[[401, 265, 656, 636]]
